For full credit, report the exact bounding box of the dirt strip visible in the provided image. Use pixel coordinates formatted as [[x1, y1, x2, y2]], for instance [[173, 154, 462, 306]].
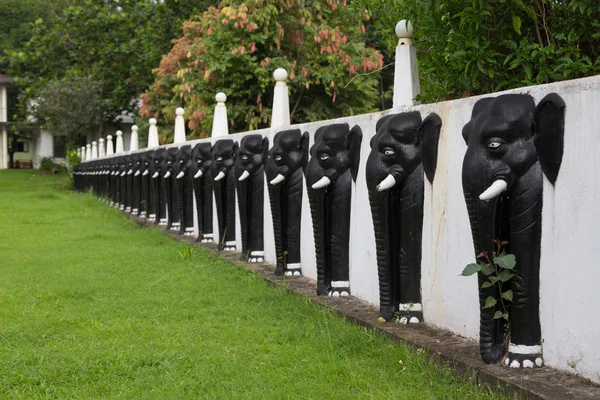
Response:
[[135, 217, 600, 400]]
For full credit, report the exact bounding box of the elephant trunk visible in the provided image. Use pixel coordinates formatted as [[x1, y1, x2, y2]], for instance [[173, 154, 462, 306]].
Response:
[[268, 178, 285, 274], [308, 186, 327, 294]]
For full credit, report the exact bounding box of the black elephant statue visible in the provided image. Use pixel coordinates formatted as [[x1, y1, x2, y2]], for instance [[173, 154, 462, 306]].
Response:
[[131, 153, 143, 216], [235, 134, 269, 262], [118, 156, 127, 210], [162, 147, 180, 230], [151, 148, 168, 225], [366, 111, 442, 323], [211, 139, 238, 251], [266, 129, 309, 276], [140, 151, 153, 219], [191, 142, 214, 243], [175, 145, 195, 236], [462, 93, 565, 368], [125, 156, 135, 213], [305, 123, 362, 297]]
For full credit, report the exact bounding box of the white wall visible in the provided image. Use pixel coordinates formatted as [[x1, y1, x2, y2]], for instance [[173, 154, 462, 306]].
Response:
[[85, 75, 600, 384]]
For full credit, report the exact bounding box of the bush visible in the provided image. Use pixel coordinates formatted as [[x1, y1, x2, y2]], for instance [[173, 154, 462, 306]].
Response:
[[39, 157, 66, 174]]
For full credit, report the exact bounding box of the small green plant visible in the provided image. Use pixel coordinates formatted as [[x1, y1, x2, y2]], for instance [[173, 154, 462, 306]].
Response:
[[177, 244, 197, 261], [461, 240, 516, 322], [40, 157, 67, 174]]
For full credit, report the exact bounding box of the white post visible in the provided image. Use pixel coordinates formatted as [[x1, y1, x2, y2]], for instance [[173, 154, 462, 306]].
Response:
[[80, 146, 86, 161], [106, 135, 114, 156], [85, 144, 92, 161], [393, 20, 420, 108], [211, 92, 229, 138], [130, 125, 139, 151], [173, 107, 187, 144], [99, 138, 105, 158], [271, 68, 291, 128], [115, 130, 124, 153], [91, 141, 98, 159], [147, 118, 159, 148]]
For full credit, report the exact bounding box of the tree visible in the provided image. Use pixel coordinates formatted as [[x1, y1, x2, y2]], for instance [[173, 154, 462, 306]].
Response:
[[141, 0, 384, 140], [33, 74, 104, 145], [350, 0, 600, 103]]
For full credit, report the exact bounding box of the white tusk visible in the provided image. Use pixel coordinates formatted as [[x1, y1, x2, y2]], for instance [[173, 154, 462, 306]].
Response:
[[238, 170, 250, 181], [142, 170, 149, 176], [311, 176, 331, 189], [270, 174, 285, 185], [194, 170, 203, 179], [176, 171, 185, 179], [127, 169, 133, 175], [164, 171, 171, 179], [214, 171, 225, 181], [376, 174, 397, 192], [152, 172, 159, 179], [479, 179, 508, 201], [121, 171, 126, 177], [134, 170, 141, 177]]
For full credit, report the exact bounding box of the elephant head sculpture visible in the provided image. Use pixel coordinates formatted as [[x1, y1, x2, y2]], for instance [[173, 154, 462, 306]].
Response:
[[305, 123, 362, 296], [163, 147, 180, 230], [266, 129, 309, 276], [191, 142, 214, 243], [151, 148, 168, 225], [211, 139, 238, 251], [175, 145, 195, 236], [462, 93, 565, 368], [234, 134, 269, 262], [366, 111, 442, 323]]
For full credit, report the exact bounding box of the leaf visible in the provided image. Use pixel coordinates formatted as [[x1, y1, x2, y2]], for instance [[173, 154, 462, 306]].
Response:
[[498, 270, 516, 282], [483, 296, 497, 309], [501, 290, 513, 301], [494, 253, 516, 270], [512, 15, 522, 35], [493, 311, 503, 319], [481, 265, 494, 276], [502, 313, 509, 320], [481, 281, 493, 289], [461, 263, 481, 276]]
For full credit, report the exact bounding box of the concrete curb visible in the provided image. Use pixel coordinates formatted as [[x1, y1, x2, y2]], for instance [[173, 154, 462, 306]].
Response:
[[135, 217, 600, 400]]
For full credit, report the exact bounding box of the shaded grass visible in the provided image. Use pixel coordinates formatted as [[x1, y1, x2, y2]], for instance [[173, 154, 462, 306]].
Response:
[[0, 170, 509, 399]]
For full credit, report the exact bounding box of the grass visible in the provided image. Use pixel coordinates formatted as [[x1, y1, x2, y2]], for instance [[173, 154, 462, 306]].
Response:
[[0, 170, 509, 399]]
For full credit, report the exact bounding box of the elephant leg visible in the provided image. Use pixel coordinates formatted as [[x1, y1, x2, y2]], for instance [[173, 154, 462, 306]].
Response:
[[176, 178, 185, 234], [248, 171, 265, 263], [284, 170, 303, 276], [505, 164, 543, 368], [170, 178, 180, 231], [268, 183, 285, 275], [183, 177, 195, 236], [126, 175, 132, 212], [224, 173, 236, 251], [158, 179, 168, 226], [328, 171, 352, 297], [237, 179, 250, 259], [202, 178, 214, 242], [308, 186, 327, 295], [397, 167, 424, 323], [213, 181, 226, 250]]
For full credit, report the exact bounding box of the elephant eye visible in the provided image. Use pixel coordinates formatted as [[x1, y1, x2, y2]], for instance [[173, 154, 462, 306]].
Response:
[[274, 155, 282, 162], [179, 160, 183, 164], [487, 139, 505, 150], [320, 154, 330, 161], [196, 158, 202, 163], [241, 155, 249, 161], [216, 156, 223, 162], [383, 148, 396, 156], [167, 161, 172, 165]]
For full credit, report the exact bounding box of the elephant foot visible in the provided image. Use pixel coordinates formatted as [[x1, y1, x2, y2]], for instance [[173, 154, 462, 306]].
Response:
[[504, 344, 543, 368], [183, 227, 195, 236], [119, 204, 125, 211], [147, 214, 156, 222], [132, 208, 139, 215], [223, 241, 236, 252], [170, 222, 180, 231], [125, 206, 131, 213], [316, 282, 329, 296], [274, 265, 285, 276], [248, 251, 264, 263], [140, 212, 147, 219], [284, 263, 302, 277], [328, 281, 350, 298], [199, 233, 214, 243], [158, 218, 168, 226], [396, 303, 423, 324], [109, 201, 114, 207]]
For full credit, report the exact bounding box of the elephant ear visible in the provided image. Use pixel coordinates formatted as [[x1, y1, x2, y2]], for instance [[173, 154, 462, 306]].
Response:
[[300, 131, 310, 173], [533, 92, 565, 185], [348, 125, 363, 182], [419, 113, 442, 184], [232, 141, 239, 160], [261, 137, 269, 166]]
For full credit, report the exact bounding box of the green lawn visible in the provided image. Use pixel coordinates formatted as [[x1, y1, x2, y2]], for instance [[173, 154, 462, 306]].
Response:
[[0, 170, 507, 399]]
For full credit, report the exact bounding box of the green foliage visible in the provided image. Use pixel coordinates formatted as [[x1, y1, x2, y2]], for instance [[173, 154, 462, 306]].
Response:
[[0, 169, 511, 399], [350, 0, 600, 102], [39, 156, 67, 173], [461, 240, 516, 322], [141, 0, 383, 140]]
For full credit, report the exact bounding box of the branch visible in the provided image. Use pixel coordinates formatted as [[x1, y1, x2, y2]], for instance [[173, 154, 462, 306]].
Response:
[[343, 62, 395, 89]]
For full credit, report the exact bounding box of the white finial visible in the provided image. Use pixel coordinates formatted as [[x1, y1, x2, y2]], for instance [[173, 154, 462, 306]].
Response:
[[115, 130, 124, 153], [99, 138, 105, 157], [147, 118, 159, 148], [106, 135, 114, 156], [211, 93, 229, 138], [271, 68, 291, 128], [393, 19, 420, 108], [130, 125, 139, 151], [173, 107, 187, 144], [81, 146, 86, 161], [91, 141, 98, 159], [85, 144, 92, 161]]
